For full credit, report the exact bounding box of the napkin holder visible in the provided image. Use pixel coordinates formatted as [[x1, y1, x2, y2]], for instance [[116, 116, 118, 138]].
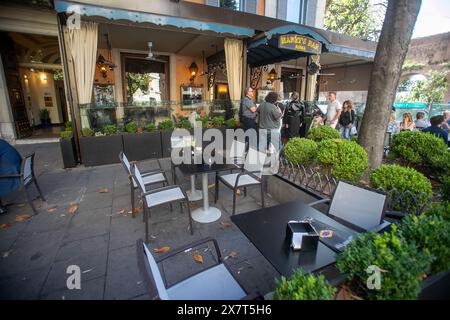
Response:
[[286, 220, 319, 251]]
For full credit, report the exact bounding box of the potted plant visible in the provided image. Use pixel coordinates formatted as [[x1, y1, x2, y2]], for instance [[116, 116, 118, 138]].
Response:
[[159, 120, 175, 158], [39, 108, 51, 127], [59, 129, 77, 168], [123, 121, 162, 161], [79, 125, 123, 166]]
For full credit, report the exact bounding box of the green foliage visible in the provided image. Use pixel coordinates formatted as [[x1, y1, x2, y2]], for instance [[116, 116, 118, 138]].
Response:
[[145, 123, 157, 132], [409, 71, 448, 105], [399, 214, 450, 274], [197, 116, 209, 127], [59, 130, 72, 140], [124, 121, 138, 134], [307, 126, 341, 142], [273, 269, 336, 300], [441, 176, 450, 202], [158, 120, 174, 131], [324, 0, 385, 41], [211, 116, 224, 127], [65, 121, 72, 130], [336, 226, 432, 300], [426, 202, 450, 222], [39, 108, 50, 120], [82, 128, 94, 137], [224, 118, 237, 128], [125, 72, 150, 104], [53, 69, 64, 81], [370, 164, 432, 213], [178, 119, 191, 129], [401, 60, 425, 72], [316, 139, 368, 182], [102, 124, 117, 136], [389, 130, 449, 173], [284, 138, 318, 166]]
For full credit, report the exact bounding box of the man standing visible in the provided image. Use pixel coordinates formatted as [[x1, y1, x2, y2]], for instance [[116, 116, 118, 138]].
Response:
[[240, 87, 257, 131], [257, 92, 282, 152], [326, 92, 341, 129], [422, 115, 448, 144]]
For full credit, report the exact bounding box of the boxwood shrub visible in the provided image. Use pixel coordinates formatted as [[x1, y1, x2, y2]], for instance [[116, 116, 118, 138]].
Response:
[[440, 176, 450, 202], [273, 269, 336, 300], [370, 164, 432, 213], [158, 120, 174, 131], [389, 130, 449, 174], [283, 138, 318, 166], [398, 214, 450, 274], [316, 139, 368, 182], [426, 202, 450, 222], [336, 226, 432, 300], [307, 125, 341, 142]]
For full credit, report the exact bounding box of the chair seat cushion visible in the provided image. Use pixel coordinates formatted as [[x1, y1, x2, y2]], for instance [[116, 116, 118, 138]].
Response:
[[219, 173, 260, 187], [166, 264, 246, 300], [132, 172, 166, 188], [145, 187, 185, 207]]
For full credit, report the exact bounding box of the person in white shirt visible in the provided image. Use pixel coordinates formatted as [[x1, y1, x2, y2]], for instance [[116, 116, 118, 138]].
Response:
[[326, 92, 342, 129]]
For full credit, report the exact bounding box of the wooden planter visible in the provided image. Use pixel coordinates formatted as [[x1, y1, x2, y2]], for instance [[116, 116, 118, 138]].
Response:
[[79, 135, 123, 166], [123, 132, 162, 161], [59, 137, 77, 168]]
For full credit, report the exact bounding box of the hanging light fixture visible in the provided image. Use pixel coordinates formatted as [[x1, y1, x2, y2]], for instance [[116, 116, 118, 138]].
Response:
[[189, 62, 199, 82], [268, 68, 278, 81]]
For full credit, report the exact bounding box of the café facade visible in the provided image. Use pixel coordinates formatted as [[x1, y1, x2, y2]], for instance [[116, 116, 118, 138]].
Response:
[[0, 0, 376, 150]]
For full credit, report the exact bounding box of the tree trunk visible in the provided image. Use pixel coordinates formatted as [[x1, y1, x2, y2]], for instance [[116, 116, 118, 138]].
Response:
[[358, 0, 421, 171]]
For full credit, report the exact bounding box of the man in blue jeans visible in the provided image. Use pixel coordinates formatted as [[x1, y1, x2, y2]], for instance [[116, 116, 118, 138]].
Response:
[[0, 139, 22, 214], [240, 87, 258, 150]]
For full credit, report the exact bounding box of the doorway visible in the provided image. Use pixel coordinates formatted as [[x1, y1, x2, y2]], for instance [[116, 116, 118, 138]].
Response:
[[281, 67, 303, 100]]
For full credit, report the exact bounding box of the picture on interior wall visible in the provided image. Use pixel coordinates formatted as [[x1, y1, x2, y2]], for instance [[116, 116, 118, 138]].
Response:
[[181, 85, 203, 109], [93, 84, 115, 107], [44, 96, 53, 107]]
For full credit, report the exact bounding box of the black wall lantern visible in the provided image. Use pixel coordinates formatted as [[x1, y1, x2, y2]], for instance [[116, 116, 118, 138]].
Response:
[[268, 67, 278, 81], [189, 62, 199, 82]]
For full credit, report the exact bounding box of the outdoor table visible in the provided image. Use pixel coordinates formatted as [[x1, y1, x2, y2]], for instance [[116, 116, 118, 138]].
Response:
[[177, 160, 236, 223], [231, 200, 359, 277]]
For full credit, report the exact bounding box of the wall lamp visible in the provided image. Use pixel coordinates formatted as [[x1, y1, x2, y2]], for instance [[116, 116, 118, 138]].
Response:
[[189, 62, 198, 82]]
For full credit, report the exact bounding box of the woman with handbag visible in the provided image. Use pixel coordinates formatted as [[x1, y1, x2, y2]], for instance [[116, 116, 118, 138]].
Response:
[[338, 100, 356, 140]]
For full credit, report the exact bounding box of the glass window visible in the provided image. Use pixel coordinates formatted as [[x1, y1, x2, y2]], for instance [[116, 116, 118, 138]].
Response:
[[286, 0, 301, 23]]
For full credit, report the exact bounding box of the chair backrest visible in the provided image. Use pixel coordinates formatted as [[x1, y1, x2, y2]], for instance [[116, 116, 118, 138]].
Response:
[[136, 239, 169, 300], [119, 152, 138, 188], [130, 162, 146, 193], [21, 153, 34, 185], [243, 148, 267, 175], [230, 139, 246, 161], [328, 181, 387, 231]]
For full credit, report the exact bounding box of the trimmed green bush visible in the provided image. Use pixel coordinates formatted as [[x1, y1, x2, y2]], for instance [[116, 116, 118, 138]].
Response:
[[158, 120, 174, 131], [426, 202, 450, 222], [440, 176, 450, 202], [65, 121, 72, 130], [125, 121, 138, 134], [307, 125, 340, 142], [273, 269, 336, 300], [178, 119, 191, 129], [399, 214, 450, 274], [336, 226, 432, 300], [196, 116, 209, 128], [102, 124, 117, 136], [316, 139, 368, 182], [283, 138, 318, 165], [145, 123, 157, 132], [389, 130, 449, 173], [82, 128, 94, 137], [60, 130, 72, 139], [211, 116, 224, 127], [370, 164, 432, 213], [224, 118, 237, 129]]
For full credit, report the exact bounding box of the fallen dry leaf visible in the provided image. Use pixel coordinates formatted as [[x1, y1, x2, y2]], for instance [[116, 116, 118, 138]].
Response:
[[193, 252, 204, 264], [117, 209, 126, 215], [2, 250, 12, 258], [99, 188, 109, 193], [47, 206, 58, 213], [68, 205, 78, 214], [224, 251, 237, 260], [133, 207, 142, 214], [0, 223, 12, 229], [15, 203, 26, 208], [220, 221, 232, 228], [15, 214, 31, 222], [153, 246, 170, 253]]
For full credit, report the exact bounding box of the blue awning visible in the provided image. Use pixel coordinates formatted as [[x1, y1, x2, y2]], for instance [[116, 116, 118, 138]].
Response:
[[54, 0, 254, 38]]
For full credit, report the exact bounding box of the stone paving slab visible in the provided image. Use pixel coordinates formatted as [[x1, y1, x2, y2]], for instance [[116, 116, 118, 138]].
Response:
[[0, 142, 283, 300]]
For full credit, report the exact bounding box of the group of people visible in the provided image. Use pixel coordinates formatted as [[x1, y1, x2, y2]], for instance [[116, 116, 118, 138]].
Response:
[[387, 110, 449, 144]]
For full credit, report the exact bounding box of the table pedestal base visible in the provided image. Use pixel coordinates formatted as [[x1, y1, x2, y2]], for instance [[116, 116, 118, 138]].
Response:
[[191, 206, 222, 223]]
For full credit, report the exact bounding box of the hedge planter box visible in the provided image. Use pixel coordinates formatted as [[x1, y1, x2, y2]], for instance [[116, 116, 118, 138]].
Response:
[[59, 137, 77, 168], [161, 130, 174, 158], [80, 135, 123, 166], [123, 132, 162, 161], [419, 270, 450, 300]]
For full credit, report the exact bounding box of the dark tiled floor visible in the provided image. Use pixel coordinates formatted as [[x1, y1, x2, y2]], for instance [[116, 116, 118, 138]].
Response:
[[0, 142, 281, 300]]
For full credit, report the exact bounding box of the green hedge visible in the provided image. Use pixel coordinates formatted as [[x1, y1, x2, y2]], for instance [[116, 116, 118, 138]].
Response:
[[316, 139, 368, 182], [273, 269, 336, 300], [283, 138, 318, 165], [399, 214, 450, 274], [440, 176, 450, 202], [389, 130, 449, 174], [336, 226, 432, 300], [426, 202, 450, 222], [370, 164, 432, 213], [307, 125, 341, 142]]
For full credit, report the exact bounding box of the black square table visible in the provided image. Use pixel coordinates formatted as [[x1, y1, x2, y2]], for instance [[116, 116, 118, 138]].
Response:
[[231, 200, 359, 277], [177, 160, 237, 223]]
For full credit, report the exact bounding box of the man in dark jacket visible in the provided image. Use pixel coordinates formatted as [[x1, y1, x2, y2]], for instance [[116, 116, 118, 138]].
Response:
[[422, 115, 448, 144]]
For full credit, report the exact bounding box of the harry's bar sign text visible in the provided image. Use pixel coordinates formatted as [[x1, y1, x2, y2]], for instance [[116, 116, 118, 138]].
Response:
[[278, 34, 322, 55]]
